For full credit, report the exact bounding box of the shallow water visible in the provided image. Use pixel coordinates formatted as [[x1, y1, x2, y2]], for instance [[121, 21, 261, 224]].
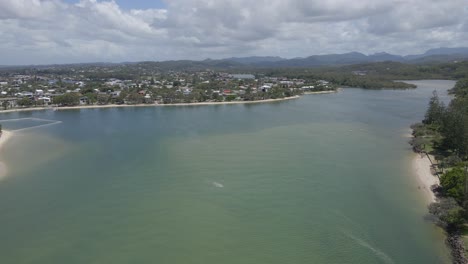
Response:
[[0, 80, 455, 263]]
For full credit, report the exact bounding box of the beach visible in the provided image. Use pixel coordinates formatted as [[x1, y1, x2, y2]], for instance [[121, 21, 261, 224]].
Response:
[[412, 153, 439, 204], [0, 95, 302, 113], [303, 90, 339, 95], [0, 130, 12, 180], [0, 90, 343, 114]]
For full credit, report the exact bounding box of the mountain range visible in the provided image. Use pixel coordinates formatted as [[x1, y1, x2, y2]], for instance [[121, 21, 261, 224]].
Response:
[[1, 47, 467, 69], [218, 47, 468, 67]]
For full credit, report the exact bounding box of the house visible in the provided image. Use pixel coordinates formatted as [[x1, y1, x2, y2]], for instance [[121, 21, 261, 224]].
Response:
[[38, 96, 51, 104], [35, 89, 44, 95], [231, 74, 255, 80], [21, 92, 34, 98], [301, 86, 315, 90], [279, 81, 294, 86], [79, 97, 88, 105], [261, 85, 272, 92], [111, 91, 121, 98]]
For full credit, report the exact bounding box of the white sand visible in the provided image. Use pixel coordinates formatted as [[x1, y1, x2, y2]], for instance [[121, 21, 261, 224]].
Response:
[[412, 153, 439, 204], [0, 130, 12, 180], [303, 90, 338, 95], [0, 90, 343, 113], [0, 96, 302, 113]]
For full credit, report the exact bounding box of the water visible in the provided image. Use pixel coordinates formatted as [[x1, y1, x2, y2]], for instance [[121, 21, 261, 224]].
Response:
[[0, 80, 455, 263]]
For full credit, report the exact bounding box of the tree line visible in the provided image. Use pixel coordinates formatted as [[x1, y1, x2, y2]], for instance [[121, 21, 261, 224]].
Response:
[[411, 78, 468, 230]]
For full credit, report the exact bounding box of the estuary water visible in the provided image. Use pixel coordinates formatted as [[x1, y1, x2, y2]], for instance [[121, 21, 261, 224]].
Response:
[[0, 80, 455, 263]]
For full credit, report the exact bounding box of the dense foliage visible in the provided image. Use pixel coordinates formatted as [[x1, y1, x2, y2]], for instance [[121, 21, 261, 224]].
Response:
[[412, 78, 468, 231], [53, 93, 80, 106]]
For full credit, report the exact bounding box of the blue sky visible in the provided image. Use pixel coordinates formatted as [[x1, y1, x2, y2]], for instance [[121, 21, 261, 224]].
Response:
[[63, 0, 166, 9]]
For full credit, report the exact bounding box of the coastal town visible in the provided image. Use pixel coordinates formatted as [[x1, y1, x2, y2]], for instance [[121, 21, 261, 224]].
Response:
[[0, 65, 336, 110]]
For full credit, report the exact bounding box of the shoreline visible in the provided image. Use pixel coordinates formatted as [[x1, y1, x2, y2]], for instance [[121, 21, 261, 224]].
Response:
[[412, 152, 439, 204], [0, 95, 301, 113], [0, 90, 340, 114], [303, 89, 340, 95], [0, 130, 12, 180]]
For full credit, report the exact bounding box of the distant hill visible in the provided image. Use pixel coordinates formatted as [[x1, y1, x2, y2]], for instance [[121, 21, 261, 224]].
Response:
[[222, 56, 285, 64], [1, 47, 467, 70], [218, 47, 468, 68], [404, 47, 468, 61]]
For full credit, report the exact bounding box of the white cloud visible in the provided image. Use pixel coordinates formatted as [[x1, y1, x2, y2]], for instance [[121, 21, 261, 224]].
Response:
[[0, 0, 466, 64]]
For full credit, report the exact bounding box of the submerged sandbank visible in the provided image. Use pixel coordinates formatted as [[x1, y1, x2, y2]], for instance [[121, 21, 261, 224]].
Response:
[[412, 153, 439, 204], [0, 130, 12, 180]]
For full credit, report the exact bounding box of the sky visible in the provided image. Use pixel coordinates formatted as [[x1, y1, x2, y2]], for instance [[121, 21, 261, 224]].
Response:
[[0, 0, 467, 65]]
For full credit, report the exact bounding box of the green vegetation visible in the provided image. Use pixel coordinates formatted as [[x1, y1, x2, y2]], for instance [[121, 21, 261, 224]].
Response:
[[17, 97, 33, 107], [53, 93, 80, 106], [440, 167, 467, 204], [411, 77, 468, 260], [429, 198, 465, 229], [260, 61, 468, 89]]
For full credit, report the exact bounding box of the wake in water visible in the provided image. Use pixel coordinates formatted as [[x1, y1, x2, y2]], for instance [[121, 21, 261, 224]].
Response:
[[0, 118, 62, 132], [341, 230, 395, 264], [331, 211, 394, 264], [212, 181, 224, 188]]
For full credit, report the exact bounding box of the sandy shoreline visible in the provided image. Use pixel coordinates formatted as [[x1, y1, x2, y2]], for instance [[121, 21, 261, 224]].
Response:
[[0, 95, 304, 113], [0, 90, 342, 114], [0, 130, 12, 180], [303, 90, 339, 95], [412, 153, 439, 204]]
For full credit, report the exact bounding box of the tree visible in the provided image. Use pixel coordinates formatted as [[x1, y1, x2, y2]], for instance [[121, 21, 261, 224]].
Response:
[[440, 167, 466, 203], [423, 90, 445, 128], [126, 93, 144, 104], [2, 101, 9, 110], [53, 93, 80, 106], [429, 197, 465, 229], [97, 94, 110, 105], [225, 95, 236, 101], [212, 92, 221, 101], [115, 91, 128, 104], [17, 97, 33, 107], [441, 97, 468, 157]]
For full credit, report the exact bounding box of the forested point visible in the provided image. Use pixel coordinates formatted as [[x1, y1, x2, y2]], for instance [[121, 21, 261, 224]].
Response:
[[411, 77, 468, 263]]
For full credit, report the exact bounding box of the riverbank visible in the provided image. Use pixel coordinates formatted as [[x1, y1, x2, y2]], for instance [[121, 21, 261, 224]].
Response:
[[0, 130, 12, 180], [0, 95, 304, 113], [412, 153, 439, 204], [303, 89, 340, 95]]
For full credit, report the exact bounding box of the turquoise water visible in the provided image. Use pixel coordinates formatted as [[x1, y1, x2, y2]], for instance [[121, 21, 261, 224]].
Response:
[[0, 80, 455, 263]]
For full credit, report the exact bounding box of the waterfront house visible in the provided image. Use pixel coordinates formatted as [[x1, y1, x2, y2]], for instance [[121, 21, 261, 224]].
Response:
[[38, 96, 51, 104], [79, 97, 88, 105]]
